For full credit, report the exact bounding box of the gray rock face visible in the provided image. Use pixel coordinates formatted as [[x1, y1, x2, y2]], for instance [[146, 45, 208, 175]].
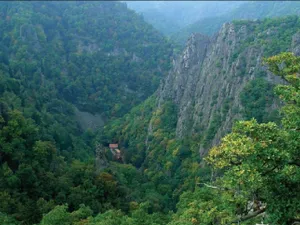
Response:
[[157, 33, 210, 137], [155, 22, 300, 156], [292, 32, 300, 56]]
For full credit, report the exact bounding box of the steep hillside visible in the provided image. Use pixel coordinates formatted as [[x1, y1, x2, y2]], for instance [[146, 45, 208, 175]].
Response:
[[103, 16, 300, 200], [0, 1, 173, 120], [13, 52, 298, 225], [0, 2, 174, 224], [173, 1, 300, 45], [1, 3, 299, 224]]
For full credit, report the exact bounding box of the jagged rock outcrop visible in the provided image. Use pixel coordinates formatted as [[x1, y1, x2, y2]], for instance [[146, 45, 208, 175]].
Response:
[[156, 21, 299, 156], [292, 32, 300, 56]]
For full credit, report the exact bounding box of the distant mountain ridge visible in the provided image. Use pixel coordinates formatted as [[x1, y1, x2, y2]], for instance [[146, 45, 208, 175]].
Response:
[[172, 1, 300, 45], [126, 1, 244, 35]]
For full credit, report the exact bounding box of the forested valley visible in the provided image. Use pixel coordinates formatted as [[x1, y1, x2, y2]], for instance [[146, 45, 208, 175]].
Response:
[[0, 1, 299, 225]]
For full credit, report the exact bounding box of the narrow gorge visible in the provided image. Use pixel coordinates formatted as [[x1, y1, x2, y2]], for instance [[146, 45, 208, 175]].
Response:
[[0, 2, 299, 224], [104, 16, 300, 197]]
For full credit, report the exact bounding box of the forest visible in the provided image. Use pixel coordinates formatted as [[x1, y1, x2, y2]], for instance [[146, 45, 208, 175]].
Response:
[[0, 1, 299, 225]]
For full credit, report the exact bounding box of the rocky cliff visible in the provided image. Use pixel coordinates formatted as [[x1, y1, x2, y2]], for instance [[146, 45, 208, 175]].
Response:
[[103, 16, 300, 171], [156, 17, 300, 156]]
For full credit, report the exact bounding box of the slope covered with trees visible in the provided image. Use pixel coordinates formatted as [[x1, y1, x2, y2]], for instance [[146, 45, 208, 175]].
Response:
[[99, 16, 300, 225], [0, 3, 299, 225], [3, 52, 297, 225], [0, 1, 173, 118], [102, 15, 300, 184], [0, 1, 174, 224]]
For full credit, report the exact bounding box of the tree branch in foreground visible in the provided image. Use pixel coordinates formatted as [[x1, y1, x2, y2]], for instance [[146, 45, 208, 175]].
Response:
[[197, 183, 233, 191], [228, 207, 266, 224]]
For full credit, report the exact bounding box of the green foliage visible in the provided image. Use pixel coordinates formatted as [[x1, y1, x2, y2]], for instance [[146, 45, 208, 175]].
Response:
[[96, 16, 300, 223], [39, 204, 93, 225], [168, 187, 236, 225], [0, 213, 19, 225], [0, 1, 173, 118], [106, 52, 298, 225], [0, 110, 131, 224], [205, 52, 300, 224], [38, 202, 172, 225], [86, 202, 172, 225], [101, 98, 213, 213], [233, 16, 300, 57], [240, 78, 279, 123], [203, 112, 222, 147], [0, 2, 174, 224], [1, 1, 299, 224], [39, 205, 72, 225]]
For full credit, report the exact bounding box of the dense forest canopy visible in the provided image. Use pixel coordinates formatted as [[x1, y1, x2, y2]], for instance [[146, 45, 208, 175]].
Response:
[[0, 1, 174, 224], [2, 51, 298, 225], [0, 1, 299, 225], [0, 1, 173, 118]]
